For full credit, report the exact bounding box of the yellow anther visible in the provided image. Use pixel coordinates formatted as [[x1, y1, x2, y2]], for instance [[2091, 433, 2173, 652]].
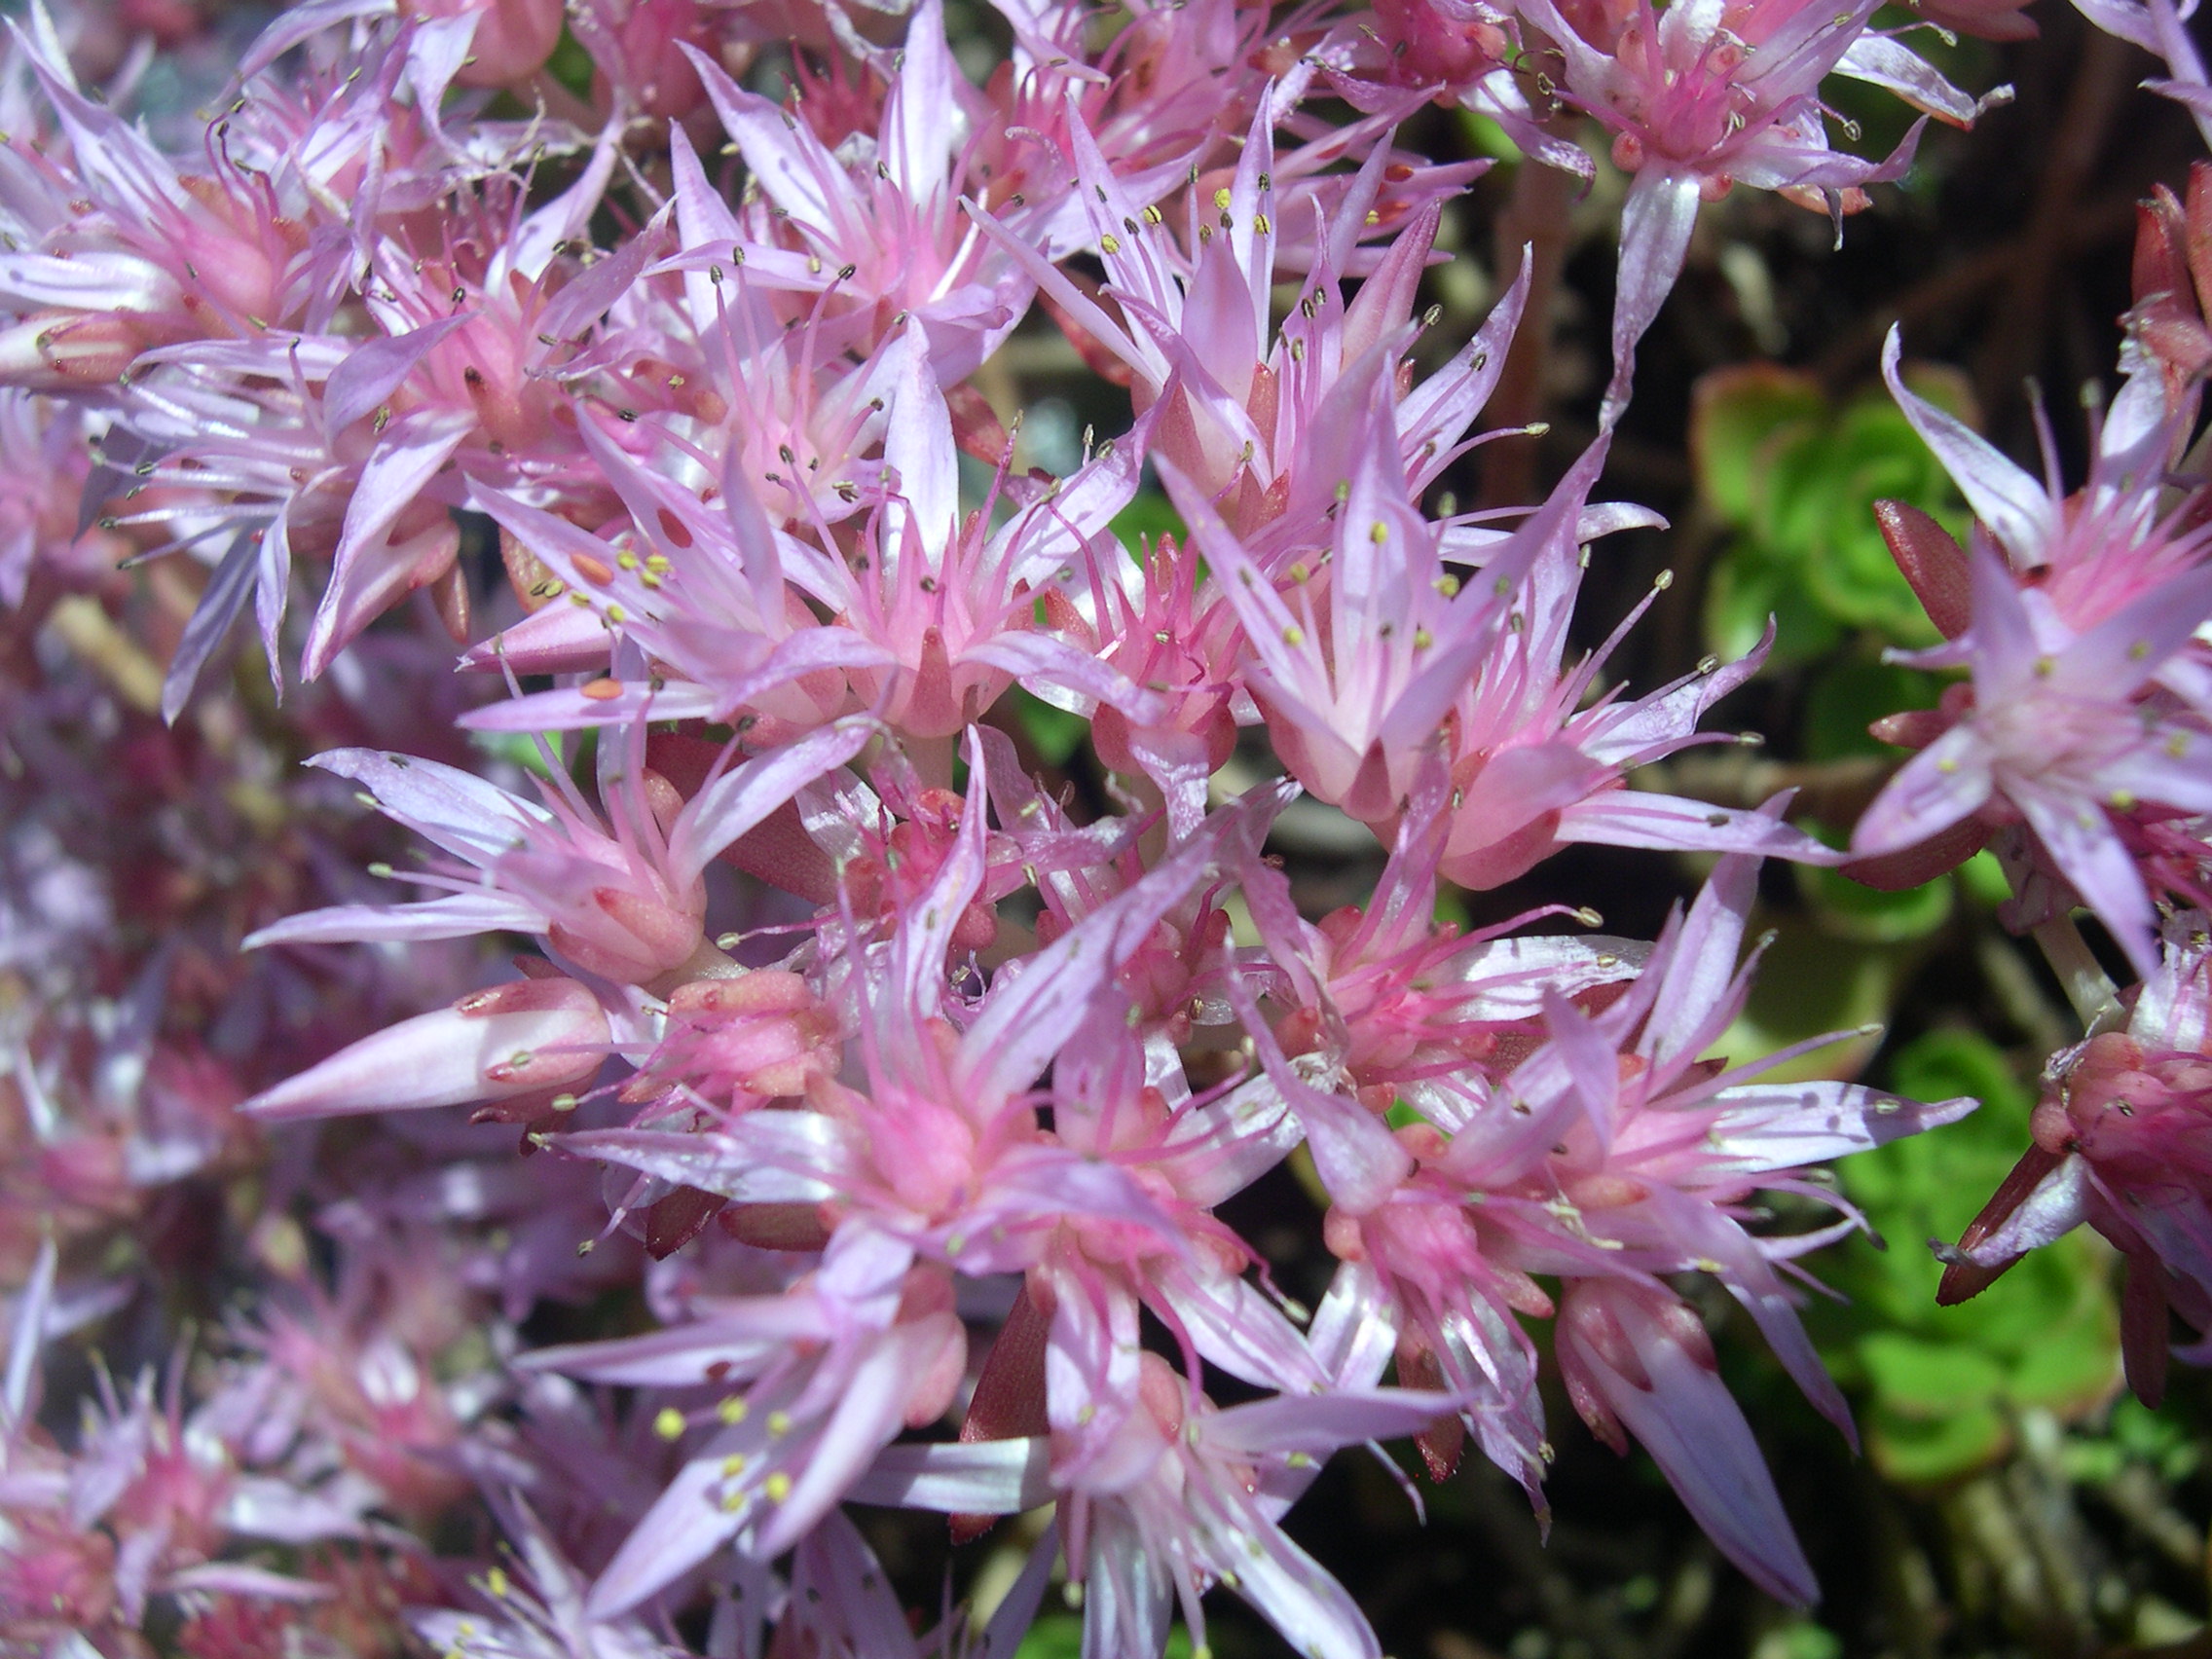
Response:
[[653, 1407, 686, 1440]]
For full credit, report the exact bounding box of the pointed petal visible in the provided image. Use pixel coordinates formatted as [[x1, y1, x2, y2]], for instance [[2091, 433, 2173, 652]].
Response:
[[847, 1437, 1051, 1513], [1848, 726, 1995, 858], [1603, 172, 1704, 427], [244, 891, 548, 947], [241, 994, 608, 1119], [1562, 1285, 1818, 1605], [1881, 326, 2055, 568], [1699, 1085, 1977, 1174]]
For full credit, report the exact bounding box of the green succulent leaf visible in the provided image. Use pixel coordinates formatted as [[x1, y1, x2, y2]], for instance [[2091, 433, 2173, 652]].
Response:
[[1691, 365, 1827, 531], [1810, 1030, 2121, 1484], [1694, 365, 1975, 653], [1008, 687, 1090, 768]]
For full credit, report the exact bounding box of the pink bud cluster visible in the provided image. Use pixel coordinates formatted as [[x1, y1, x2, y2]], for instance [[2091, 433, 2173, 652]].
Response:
[[0, 0, 2188, 1649]]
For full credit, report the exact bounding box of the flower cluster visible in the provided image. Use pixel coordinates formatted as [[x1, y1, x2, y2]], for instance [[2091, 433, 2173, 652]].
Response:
[[1851, 151, 2212, 1408], [6, 0, 2198, 1649]]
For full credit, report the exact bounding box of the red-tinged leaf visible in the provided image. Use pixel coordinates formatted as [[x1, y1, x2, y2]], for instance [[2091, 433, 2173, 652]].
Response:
[[1397, 1347, 1464, 1481], [1867, 708, 1954, 751], [944, 382, 1011, 465], [2135, 190, 2186, 305], [646, 1186, 726, 1259], [951, 1284, 1051, 1542], [2185, 161, 2212, 316], [643, 731, 724, 799], [1936, 1143, 2063, 1305], [718, 1202, 833, 1252], [719, 800, 841, 904], [2121, 1254, 2171, 1408], [1872, 499, 1972, 638], [1839, 814, 1988, 891], [959, 1286, 1050, 1444]]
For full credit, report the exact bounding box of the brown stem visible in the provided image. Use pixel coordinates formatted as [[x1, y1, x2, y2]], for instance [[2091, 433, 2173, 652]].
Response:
[[1478, 127, 1582, 509]]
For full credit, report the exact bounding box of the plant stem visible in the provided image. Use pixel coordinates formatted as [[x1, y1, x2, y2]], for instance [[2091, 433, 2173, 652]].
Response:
[[2029, 915, 2125, 1034]]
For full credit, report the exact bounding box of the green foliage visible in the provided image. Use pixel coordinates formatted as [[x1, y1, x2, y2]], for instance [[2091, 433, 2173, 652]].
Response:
[[1112, 489, 1186, 553], [2061, 1395, 2202, 1486], [1015, 1614, 1195, 1659], [544, 26, 597, 99], [1456, 108, 1526, 162], [1695, 365, 1972, 662], [1008, 687, 1091, 768], [1775, 646, 2010, 936], [1810, 1030, 2120, 1484], [1799, 657, 1943, 764], [1752, 1621, 1845, 1659], [1794, 858, 1955, 944], [470, 725, 575, 783], [1714, 917, 1899, 1084]]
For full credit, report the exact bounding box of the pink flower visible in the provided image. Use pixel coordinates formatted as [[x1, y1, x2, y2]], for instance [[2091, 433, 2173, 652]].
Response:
[[1879, 326, 2212, 650], [903, 1324, 1461, 1659], [252, 719, 873, 983], [524, 1226, 968, 1616], [1516, 0, 1997, 421], [2070, 0, 2212, 150], [1055, 1353, 1458, 1659], [1249, 762, 1641, 1118], [240, 977, 615, 1122], [1398, 471, 1829, 890], [1849, 542, 2212, 978], [1159, 395, 1566, 827], [467, 337, 1163, 743], [1328, 845, 1972, 1597], [676, 0, 1047, 386], [408, 1496, 674, 1659], [0, 26, 329, 384], [1556, 1277, 1815, 1604], [977, 93, 1493, 530], [1939, 911, 2212, 1406]]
